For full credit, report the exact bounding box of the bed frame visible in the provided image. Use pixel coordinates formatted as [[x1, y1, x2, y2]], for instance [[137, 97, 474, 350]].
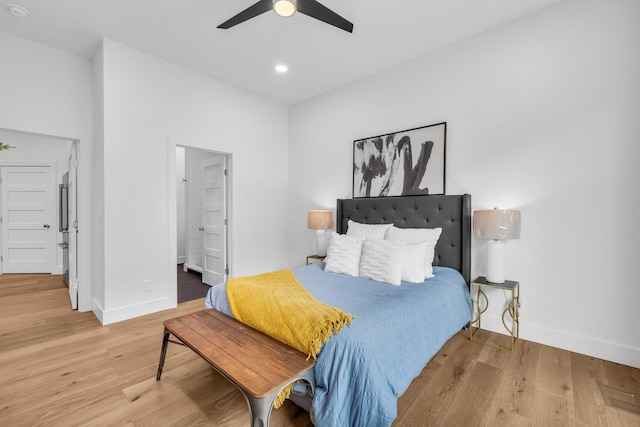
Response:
[[336, 194, 471, 286]]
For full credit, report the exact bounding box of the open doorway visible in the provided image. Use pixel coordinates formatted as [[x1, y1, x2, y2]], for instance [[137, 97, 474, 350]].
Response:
[[0, 128, 79, 309], [176, 146, 230, 303]]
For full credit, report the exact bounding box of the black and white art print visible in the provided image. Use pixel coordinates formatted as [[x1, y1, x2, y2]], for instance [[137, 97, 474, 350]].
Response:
[[353, 122, 446, 198]]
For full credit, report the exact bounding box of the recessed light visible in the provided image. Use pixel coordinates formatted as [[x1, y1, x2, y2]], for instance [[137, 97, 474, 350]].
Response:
[[7, 4, 29, 18], [275, 64, 288, 73]]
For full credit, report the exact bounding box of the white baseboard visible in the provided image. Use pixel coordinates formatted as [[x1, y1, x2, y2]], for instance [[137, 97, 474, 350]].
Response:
[[93, 297, 176, 325], [177, 256, 185, 264], [185, 263, 202, 273], [480, 314, 640, 369], [92, 299, 105, 324]]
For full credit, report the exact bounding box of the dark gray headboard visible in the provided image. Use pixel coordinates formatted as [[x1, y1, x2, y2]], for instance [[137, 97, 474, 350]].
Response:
[[336, 194, 471, 286]]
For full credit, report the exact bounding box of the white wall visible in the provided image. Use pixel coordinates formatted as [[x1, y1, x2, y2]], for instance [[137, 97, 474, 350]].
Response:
[[0, 31, 94, 312], [94, 39, 289, 324], [93, 41, 106, 311], [288, 0, 640, 368]]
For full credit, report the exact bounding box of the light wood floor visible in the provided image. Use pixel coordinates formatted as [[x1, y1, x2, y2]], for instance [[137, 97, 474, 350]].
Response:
[[1, 274, 639, 427]]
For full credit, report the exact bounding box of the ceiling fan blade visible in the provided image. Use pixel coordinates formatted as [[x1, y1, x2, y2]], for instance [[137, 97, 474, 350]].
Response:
[[297, 0, 354, 33], [217, 0, 273, 29]]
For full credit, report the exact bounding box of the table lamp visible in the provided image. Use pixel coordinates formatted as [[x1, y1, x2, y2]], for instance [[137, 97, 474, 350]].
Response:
[[308, 210, 333, 257], [473, 208, 521, 283]]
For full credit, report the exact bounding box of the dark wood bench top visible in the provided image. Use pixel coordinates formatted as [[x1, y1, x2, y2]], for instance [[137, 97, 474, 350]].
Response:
[[163, 309, 315, 398]]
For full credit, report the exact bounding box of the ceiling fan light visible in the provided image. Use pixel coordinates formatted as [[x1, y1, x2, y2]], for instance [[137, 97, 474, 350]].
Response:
[[273, 0, 296, 18]]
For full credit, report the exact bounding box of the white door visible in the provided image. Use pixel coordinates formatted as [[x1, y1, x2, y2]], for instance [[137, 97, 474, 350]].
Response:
[[201, 156, 227, 286], [68, 147, 78, 309], [1, 166, 56, 273]]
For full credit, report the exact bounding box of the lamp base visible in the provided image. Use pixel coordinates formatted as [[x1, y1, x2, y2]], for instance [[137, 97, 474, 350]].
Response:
[[486, 239, 505, 283], [315, 230, 328, 257]]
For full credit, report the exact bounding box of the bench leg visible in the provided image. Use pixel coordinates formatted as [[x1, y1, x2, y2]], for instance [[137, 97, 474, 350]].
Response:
[[156, 328, 171, 381], [246, 394, 273, 427], [242, 368, 316, 427]]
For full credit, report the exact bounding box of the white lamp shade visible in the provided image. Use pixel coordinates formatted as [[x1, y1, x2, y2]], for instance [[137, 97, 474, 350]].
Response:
[[308, 210, 333, 230], [473, 209, 521, 240]]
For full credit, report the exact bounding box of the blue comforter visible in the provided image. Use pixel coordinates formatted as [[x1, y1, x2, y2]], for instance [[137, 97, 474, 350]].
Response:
[[205, 263, 471, 427]]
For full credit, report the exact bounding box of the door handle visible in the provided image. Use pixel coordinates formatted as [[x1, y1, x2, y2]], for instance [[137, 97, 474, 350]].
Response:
[[198, 227, 205, 231], [43, 224, 51, 229]]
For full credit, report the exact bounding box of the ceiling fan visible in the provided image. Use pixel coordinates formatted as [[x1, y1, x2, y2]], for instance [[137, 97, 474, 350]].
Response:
[[217, 0, 354, 33]]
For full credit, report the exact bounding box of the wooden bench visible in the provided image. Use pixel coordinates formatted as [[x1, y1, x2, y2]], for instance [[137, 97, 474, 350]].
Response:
[[156, 309, 315, 427]]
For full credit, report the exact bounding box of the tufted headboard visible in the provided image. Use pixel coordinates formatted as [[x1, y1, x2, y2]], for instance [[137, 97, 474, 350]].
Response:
[[336, 194, 471, 286]]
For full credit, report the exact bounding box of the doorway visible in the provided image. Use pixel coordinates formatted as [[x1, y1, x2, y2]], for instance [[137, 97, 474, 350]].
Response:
[[0, 128, 79, 309], [175, 146, 230, 303]]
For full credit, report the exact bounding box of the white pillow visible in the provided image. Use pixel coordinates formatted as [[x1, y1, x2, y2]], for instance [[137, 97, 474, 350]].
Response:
[[385, 227, 442, 279], [346, 220, 393, 240], [401, 242, 429, 283], [359, 239, 405, 286], [324, 232, 364, 277]]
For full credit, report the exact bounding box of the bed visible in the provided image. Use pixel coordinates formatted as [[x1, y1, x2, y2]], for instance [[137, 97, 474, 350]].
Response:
[[205, 194, 472, 427]]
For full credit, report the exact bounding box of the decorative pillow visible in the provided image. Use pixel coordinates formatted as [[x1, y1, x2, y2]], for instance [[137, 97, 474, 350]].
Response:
[[324, 232, 364, 277], [385, 227, 442, 279], [358, 239, 405, 286], [401, 242, 429, 283], [346, 220, 393, 240]]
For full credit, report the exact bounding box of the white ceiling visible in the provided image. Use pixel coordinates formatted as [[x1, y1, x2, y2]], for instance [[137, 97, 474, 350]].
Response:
[[0, 0, 562, 105]]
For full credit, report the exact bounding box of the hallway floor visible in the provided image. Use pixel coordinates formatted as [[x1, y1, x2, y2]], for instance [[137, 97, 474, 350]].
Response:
[[177, 263, 210, 303]]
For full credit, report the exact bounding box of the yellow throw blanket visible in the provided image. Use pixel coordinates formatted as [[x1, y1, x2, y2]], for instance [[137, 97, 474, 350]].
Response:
[[227, 269, 353, 407]]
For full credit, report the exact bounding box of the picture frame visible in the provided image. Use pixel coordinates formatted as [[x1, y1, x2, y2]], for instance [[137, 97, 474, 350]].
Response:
[[353, 122, 446, 198]]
